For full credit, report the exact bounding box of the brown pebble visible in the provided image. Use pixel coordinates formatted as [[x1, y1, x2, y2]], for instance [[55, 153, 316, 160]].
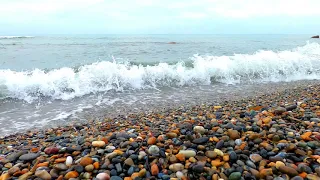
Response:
[[278, 166, 298, 177], [147, 137, 157, 145], [151, 164, 159, 176], [64, 171, 79, 179], [80, 157, 93, 166]]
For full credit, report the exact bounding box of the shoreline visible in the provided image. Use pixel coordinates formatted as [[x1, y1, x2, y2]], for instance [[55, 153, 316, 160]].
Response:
[[2, 80, 320, 137], [0, 82, 320, 179]]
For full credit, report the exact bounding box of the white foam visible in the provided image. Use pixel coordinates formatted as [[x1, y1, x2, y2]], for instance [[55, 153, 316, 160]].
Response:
[[1, 42, 320, 102], [0, 36, 34, 39]]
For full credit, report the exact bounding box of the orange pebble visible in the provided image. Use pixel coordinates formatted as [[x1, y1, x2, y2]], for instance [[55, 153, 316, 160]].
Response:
[[147, 137, 157, 145], [31, 147, 39, 153], [299, 172, 307, 178], [37, 162, 49, 168], [64, 171, 79, 179], [176, 153, 185, 162], [55, 158, 66, 163], [93, 162, 100, 169]]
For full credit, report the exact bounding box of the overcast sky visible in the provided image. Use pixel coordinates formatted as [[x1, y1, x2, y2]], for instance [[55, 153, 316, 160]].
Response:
[[1, 0, 319, 35]]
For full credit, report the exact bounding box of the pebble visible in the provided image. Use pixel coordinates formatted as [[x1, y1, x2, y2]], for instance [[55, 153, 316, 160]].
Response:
[[213, 148, 224, 156], [44, 147, 59, 155], [124, 158, 134, 166], [278, 166, 299, 177], [1, 84, 320, 180], [192, 164, 204, 173], [19, 153, 39, 161], [92, 141, 106, 148], [85, 164, 94, 172], [205, 151, 217, 159], [111, 176, 123, 180], [235, 139, 242, 146], [96, 173, 110, 180], [54, 163, 68, 171], [193, 126, 205, 134], [8, 166, 19, 175], [178, 150, 196, 158], [64, 171, 79, 179], [35, 170, 51, 180], [250, 154, 262, 163], [193, 137, 209, 144], [229, 172, 242, 180], [169, 163, 184, 172], [80, 157, 93, 166], [66, 156, 73, 166], [151, 164, 159, 175], [148, 145, 160, 155], [228, 129, 240, 140]]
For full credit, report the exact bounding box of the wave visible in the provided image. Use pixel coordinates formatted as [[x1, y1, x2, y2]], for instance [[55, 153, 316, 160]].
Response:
[[1, 42, 320, 102], [0, 36, 34, 39]]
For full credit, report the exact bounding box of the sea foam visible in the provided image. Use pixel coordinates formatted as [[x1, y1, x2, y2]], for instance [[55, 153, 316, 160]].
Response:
[[0, 42, 320, 102]]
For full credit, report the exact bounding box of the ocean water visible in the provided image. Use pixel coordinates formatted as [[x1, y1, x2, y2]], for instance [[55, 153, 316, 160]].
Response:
[[0, 34, 320, 136]]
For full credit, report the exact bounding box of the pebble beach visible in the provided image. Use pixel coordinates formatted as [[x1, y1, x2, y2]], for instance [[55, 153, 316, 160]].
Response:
[[1, 83, 320, 180]]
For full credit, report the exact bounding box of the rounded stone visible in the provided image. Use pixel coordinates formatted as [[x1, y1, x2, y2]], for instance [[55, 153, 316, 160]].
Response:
[[278, 166, 298, 177], [148, 145, 160, 155], [96, 173, 110, 180], [193, 126, 205, 134], [80, 157, 93, 166], [44, 147, 59, 155], [250, 154, 262, 163], [85, 164, 94, 172], [169, 163, 184, 172], [178, 150, 196, 158], [92, 141, 106, 148], [19, 153, 39, 161], [229, 172, 242, 180], [66, 156, 73, 166], [35, 170, 52, 180]]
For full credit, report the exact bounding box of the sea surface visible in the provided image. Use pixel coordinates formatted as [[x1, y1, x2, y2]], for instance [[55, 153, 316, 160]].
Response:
[[0, 34, 320, 136]]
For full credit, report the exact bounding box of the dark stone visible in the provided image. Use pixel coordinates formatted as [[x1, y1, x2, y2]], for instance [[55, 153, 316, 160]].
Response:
[[159, 149, 166, 158], [110, 169, 118, 176], [110, 176, 123, 180], [229, 151, 238, 162], [291, 176, 303, 180], [6, 151, 27, 162], [269, 156, 283, 162], [192, 164, 204, 173], [19, 153, 39, 161], [193, 137, 209, 144], [285, 104, 297, 111], [115, 163, 122, 172], [229, 172, 242, 180], [74, 165, 84, 173], [274, 107, 286, 115], [127, 166, 135, 175], [216, 140, 224, 149], [311, 35, 319, 38]]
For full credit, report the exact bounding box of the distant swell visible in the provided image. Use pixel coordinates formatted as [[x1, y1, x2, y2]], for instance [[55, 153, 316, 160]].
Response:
[[1, 42, 320, 102], [0, 36, 34, 39]]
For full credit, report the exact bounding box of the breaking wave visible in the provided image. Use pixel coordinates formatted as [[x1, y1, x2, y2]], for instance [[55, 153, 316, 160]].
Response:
[[1, 42, 320, 102]]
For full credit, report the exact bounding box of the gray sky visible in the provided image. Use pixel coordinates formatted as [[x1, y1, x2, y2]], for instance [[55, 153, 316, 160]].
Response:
[[1, 0, 320, 35]]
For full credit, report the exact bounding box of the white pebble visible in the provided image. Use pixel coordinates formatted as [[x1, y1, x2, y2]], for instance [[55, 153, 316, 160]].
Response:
[[178, 150, 196, 158], [235, 139, 242, 146], [96, 172, 110, 180], [66, 156, 73, 166], [176, 171, 184, 179], [148, 145, 160, 155], [193, 126, 205, 134]]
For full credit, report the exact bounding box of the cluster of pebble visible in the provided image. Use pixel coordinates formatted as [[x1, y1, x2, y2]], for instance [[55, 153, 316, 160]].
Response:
[[0, 84, 320, 180]]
